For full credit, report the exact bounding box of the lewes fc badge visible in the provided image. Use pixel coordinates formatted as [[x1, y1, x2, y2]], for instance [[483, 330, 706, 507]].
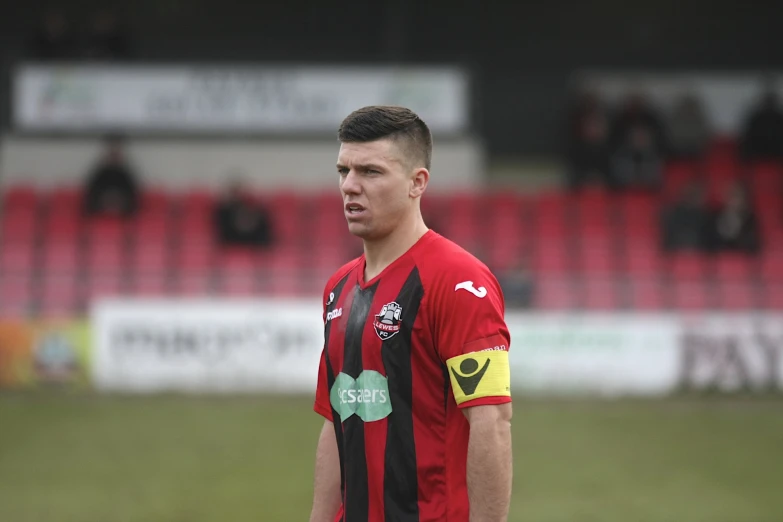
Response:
[[373, 301, 403, 341]]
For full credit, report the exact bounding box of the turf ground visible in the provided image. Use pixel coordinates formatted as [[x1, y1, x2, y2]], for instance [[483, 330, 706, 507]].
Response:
[[0, 393, 781, 522]]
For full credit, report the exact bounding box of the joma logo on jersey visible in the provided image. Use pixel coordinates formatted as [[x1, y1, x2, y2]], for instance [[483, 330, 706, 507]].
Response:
[[373, 301, 402, 340], [325, 308, 342, 322], [330, 370, 392, 422]]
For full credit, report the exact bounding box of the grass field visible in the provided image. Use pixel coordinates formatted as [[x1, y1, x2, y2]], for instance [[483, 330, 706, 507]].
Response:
[[1, 393, 782, 522]]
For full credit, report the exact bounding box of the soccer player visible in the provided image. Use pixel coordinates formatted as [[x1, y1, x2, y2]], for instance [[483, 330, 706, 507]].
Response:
[[310, 106, 512, 522]]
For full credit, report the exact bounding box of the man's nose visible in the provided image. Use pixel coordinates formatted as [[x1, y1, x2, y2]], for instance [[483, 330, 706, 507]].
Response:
[[341, 170, 361, 194]]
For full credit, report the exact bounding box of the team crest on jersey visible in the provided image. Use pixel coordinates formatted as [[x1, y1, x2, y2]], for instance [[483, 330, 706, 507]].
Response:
[[373, 301, 403, 340]]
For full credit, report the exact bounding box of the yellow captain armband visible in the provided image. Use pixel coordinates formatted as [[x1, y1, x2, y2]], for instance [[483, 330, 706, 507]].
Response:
[[446, 349, 511, 405]]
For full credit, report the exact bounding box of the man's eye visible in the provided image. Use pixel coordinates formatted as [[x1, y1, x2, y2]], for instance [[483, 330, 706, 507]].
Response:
[[338, 168, 349, 176], [368, 169, 380, 175]]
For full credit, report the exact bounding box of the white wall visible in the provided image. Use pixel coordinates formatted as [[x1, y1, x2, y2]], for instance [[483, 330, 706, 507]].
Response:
[[0, 136, 485, 192], [576, 71, 783, 134]]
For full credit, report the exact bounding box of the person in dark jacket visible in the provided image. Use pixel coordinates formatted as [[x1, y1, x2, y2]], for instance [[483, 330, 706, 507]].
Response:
[[83, 136, 139, 218], [740, 88, 783, 162], [214, 181, 274, 248], [705, 182, 761, 254]]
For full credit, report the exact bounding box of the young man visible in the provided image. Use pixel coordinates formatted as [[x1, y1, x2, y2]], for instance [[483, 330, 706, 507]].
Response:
[[310, 106, 512, 522]]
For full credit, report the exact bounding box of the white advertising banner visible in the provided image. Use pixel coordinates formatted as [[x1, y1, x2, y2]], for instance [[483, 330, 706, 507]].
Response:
[[92, 298, 324, 393], [90, 302, 783, 395], [677, 313, 783, 392], [506, 313, 681, 396], [14, 65, 468, 134]]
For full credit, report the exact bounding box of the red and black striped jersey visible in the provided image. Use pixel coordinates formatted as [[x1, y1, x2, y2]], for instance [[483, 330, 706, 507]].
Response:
[[314, 230, 512, 522]]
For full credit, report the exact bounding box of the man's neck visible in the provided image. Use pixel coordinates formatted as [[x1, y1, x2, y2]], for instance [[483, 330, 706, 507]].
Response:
[[363, 214, 428, 282]]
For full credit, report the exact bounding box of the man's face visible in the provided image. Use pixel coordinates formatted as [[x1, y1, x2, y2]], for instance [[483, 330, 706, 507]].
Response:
[[337, 139, 416, 241]]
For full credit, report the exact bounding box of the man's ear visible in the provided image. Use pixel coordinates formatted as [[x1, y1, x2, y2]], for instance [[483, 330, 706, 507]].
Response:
[[410, 168, 429, 198]]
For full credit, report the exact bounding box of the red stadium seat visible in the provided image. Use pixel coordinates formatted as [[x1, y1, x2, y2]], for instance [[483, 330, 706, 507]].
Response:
[[761, 283, 783, 309], [48, 188, 82, 209], [268, 250, 306, 296], [41, 242, 80, 274], [533, 193, 570, 237], [130, 272, 169, 296], [39, 275, 80, 317], [84, 270, 124, 297], [576, 188, 613, 231], [671, 280, 713, 310], [2, 185, 38, 210], [627, 277, 665, 310], [669, 253, 709, 280], [138, 190, 170, 214], [268, 192, 307, 247], [535, 277, 577, 310], [86, 242, 125, 275], [582, 277, 620, 310], [133, 242, 169, 271], [533, 241, 571, 275], [0, 276, 33, 316], [713, 254, 753, 281], [759, 251, 783, 283], [174, 273, 213, 296], [578, 245, 616, 276], [0, 242, 36, 275], [716, 281, 758, 310], [215, 248, 258, 294], [623, 241, 663, 276]]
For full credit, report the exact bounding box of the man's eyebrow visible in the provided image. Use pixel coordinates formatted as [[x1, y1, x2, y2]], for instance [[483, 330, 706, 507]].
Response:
[[336, 162, 387, 171]]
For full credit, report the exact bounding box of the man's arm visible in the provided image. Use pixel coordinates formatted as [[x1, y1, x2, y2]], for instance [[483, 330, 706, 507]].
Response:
[[309, 419, 342, 522], [464, 403, 513, 522]]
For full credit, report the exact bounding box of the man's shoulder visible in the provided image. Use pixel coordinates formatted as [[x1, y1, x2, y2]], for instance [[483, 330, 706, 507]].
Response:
[[417, 232, 493, 276], [415, 232, 498, 293]]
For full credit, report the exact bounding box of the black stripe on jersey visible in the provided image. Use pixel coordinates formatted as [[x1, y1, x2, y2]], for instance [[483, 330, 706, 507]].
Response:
[[342, 281, 378, 522], [324, 273, 351, 502], [381, 267, 424, 522], [442, 363, 450, 412]]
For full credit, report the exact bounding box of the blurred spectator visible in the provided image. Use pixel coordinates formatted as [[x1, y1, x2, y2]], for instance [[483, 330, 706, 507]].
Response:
[[705, 182, 761, 254], [214, 181, 273, 248], [610, 92, 667, 154], [668, 93, 712, 159], [82, 9, 132, 60], [739, 88, 783, 162], [660, 180, 710, 252], [83, 136, 139, 218], [28, 9, 77, 61], [609, 124, 663, 190], [498, 258, 535, 309], [608, 92, 667, 190], [565, 90, 611, 190]]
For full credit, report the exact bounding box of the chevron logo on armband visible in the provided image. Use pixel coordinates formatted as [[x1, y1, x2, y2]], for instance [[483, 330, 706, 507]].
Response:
[[446, 350, 511, 405]]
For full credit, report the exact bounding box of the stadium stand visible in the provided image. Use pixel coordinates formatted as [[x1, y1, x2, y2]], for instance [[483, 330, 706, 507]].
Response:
[[1, 145, 781, 316]]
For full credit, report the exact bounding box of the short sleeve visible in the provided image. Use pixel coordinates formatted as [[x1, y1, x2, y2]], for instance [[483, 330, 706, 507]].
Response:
[[433, 266, 511, 408], [313, 285, 334, 421], [314, 348, 333, 421]]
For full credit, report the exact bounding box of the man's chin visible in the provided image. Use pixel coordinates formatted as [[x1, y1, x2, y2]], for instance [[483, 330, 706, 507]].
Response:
[[347, 223, 368, 237], [348, 222, 379, 240]]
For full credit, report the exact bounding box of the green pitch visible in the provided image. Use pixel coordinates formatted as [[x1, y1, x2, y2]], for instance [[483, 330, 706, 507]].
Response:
[[0, 393, 781, 522]]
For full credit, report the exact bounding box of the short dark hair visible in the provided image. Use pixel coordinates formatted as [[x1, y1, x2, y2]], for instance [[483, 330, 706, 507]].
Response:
[[338, 106, 432, 170]]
